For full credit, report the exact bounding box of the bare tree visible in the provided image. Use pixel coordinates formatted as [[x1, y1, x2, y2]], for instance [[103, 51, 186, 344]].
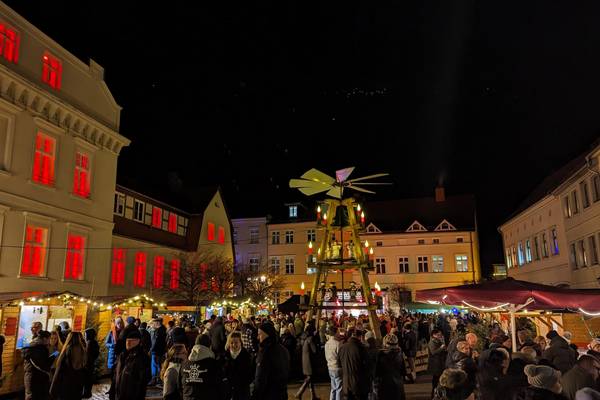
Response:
[[235, 261, 285, 303], [387, 283, 411, 312]]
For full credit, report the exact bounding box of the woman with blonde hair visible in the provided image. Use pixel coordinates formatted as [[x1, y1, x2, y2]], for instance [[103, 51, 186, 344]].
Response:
[[161, 344, 187, 400], [49, 329, 63, 372], [223, 331, 253, 400], [50, 331, 87, 399]]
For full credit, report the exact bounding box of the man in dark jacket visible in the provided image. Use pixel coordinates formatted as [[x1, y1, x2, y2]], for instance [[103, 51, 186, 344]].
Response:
[[428, 329, 447, 396], [150, 318, 167, 385], [23, 330, 55, 400], [401, 323, 418, 383], [114, 329, 151, 400], [139, 321, 152, 354], [339, 328, 370, 400], [210, 316, 227, 358], [251, 322, 290, 400], [115, 316, 138, 356], [560, 354, 600, 400], [181, 334, 219, 400], [542, 330, 577, 374], [445, 327, 467, 368], [449, 341, 477, 395], [83, 328, 100, 398]]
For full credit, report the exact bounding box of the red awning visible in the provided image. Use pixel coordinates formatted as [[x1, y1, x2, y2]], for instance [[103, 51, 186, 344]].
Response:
[[415, 278, 600, 312]]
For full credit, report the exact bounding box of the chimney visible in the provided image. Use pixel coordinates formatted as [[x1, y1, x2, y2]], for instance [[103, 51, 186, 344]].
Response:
[[435, 186, 445, 202]]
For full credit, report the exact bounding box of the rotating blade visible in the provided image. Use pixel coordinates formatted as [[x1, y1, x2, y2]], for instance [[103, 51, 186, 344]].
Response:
[[335, 167, 355, 183], [300, 168, 335, 185], [326, 187, 343, 198], [289, 178, 332, 189], [348, 185, 376, 194], [345, 182, 393, 186], [298, 185, 333, 196], [346, 173, 389, 183]]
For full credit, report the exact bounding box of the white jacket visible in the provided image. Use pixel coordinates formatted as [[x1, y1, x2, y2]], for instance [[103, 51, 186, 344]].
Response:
[[325, 336, 341, 370]]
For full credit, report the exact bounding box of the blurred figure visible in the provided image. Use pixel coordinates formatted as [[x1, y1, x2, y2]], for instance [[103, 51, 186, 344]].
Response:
[[542, 330, 577, 374], [50, 332, 87, 400], [114, 330, 151, 400], [432, 369, 475, 400], [83, 328, 100, 398], [561, 355, 600, 400], [294, 323, 319, 400], [223, 331, 253, 400], [339, 329, 370, 400], [251, 323, 289, 400], [373, 334, 406, 400], [139, 321, 152, 354], [161, 344, 187, 400], [23, 330, 55, 400], [150, 318, 167, 385], [181, 335, 219, 400], [428, 329, 447, 397], [514, 364, 566, 400], [325, 327, 343, 400]]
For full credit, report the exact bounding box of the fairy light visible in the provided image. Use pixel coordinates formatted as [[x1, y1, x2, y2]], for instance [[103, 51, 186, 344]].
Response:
[[578, 307, 600, 316], [461, 301, 509, 312]]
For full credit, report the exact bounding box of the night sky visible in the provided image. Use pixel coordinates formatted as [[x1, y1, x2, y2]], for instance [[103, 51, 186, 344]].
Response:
[[7, 1, 600, 276]]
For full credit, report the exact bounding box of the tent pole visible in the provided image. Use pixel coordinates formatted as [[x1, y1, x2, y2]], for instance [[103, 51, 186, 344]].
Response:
[[510, 305, 517, 351]]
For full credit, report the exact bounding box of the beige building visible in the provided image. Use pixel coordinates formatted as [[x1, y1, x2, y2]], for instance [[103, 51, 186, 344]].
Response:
[[232, 217, 268, 272], [499, 140, 600, 288]]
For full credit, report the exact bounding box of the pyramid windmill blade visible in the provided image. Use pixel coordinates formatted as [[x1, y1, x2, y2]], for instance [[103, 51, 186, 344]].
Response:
[[346, 182, 393, 186], [289, 178, 329, 189], [335, 167, 355, 183], [300, 168, 335, 184], [298, 185, 333, 196], [326, 187, 343, 199], [346, 173, 389, 183], [348, 185, 376, 194]]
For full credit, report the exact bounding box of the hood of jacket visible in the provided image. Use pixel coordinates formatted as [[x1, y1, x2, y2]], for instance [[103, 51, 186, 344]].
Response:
[[188, 344, 214, 362]]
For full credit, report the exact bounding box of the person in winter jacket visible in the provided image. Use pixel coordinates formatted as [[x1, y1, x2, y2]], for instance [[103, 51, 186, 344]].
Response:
[[373, 334, 406, 400], [161, 344, 188, 400], [294, 314, 305, 338], [432, 368, 475, 400], [210, 316, 227, 358], [325, 327, 343, 400], [50, 332, 87, 400], [138, 321, 152, 354], [339, 328, 370, 400], [542, 330, 577, 374], [428, 329, 447, 397], [561, 354, 600, 400], [476, 349, 518, 400], [514, 364, 568, 400], [150, 318, 168, 384], [223, 331, 253, 400], [104, 317, 124, 371], [449, 341, 477, 396], [57, 321, 71, 344], [23, 330, 55, 400], [181, 335, 219, 400], [400, 323, 418, 382], [294, 323, 320, 399], [114, 329, 151, 400], [251, 322, 290, 400], [83, 328, 100, 398]]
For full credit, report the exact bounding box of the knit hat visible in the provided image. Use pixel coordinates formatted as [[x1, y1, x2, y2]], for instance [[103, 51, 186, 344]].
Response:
[[126, 316, 136, 325], [438, 368, 468, 390], [125, 329, 141, 340], [258, 322, 277, 338], [546, 330, 559, 340], [383, 333, 399, 348], [576, 388, 600, 400], [524, 364, 561, 390]]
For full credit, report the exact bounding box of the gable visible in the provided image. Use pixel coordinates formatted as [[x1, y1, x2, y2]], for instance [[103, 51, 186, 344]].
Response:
[[406, 220, 427, 232], [366, 223, 381, 233], [434, 219, 457, 231]]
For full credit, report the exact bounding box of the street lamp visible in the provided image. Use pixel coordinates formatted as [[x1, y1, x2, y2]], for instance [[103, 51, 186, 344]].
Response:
[[260, 275, 266, 283]]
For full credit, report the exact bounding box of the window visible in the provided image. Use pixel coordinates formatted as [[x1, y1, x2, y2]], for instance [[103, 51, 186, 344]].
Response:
[[418, 256, 429, 272], [418, 239, 425, 245], [73, 151, 91, 198], [153, 256, 164, 288], [133, 200, 145, 222], [533, 237, 540, 260], [207, 222, 215, 241], [152, 207, 162, 228], [273, 292, 280, 304], [218, 226, 225, 244], [551, 228, 559, 255], [133, 252, 147, 287], [525, 240, 532, 263], [435, 220, 456, 231], [432, 255, 444, 272], [512, 246, 518, 267], [285, 230, 294, 244], [272, 231, 280, 244], [64, 234, 85, 280], [581, 181, 591, 208], [270, 257, 280, 274], [578, 240, 588, 267], [457, 237, 464, 243], [455, 255, 468, 272], [517, 242, 525, 266], [168, 213, 177, 233], [506, 248, 513, 268], [285, 256, 295, 274], [433, 238, 440, 244], [233, 229, 238, 245], [250, 227, 259, 244], [249, 257, 259, 272], [32, 132, 55, 186], [0, 23, 20, 62], [376, 241, 383, 247], [375, 258, 386, 274], [21, 225, 48, 276], [542, 233, 549, 257], [563, 196, 572, 218], [114, 193, 125, 216], [170, 259, 180, 289], [570, 243, 578, 268], [407, 221, 427, 232], [589, 236, 598, 265], [284, 290, 294, 298], [42, 52, 62, 90], [593, 175, 600, 203], [289, 205, 298, 218], [571, 190, 579, 215], [398, 257, 409, 273], [111, 248, 126, 286], [307, 229, 316, 242]]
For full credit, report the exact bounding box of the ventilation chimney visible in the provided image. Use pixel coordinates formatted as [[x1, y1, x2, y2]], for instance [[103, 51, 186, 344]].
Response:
[[435, 186, 446, 202]]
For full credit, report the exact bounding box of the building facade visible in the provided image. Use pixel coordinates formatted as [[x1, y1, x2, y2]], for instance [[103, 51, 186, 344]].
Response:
[[231, 217, 268, 272], [499, 141, 600, 288]]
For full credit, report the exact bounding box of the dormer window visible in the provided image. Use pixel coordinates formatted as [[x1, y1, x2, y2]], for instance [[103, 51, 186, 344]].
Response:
[[434, 219, 456, 231], [42, 51, 62, 90], [289, 205, 298, 218], [0, 23, 20, 63], [406, 220, 427, 232]]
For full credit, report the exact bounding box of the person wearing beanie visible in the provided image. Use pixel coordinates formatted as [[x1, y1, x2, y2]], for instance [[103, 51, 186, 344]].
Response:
[[114, 327, 151, 400], [513, 364, 567, 400], [181, 334, 218, 400], [251, 322, 290, 400], [325, 327, 343, 400], [542, 330, 577, 374], [432, 368, 473, 400], [373, 334, 406, 399], [576, 388, 600, 400]]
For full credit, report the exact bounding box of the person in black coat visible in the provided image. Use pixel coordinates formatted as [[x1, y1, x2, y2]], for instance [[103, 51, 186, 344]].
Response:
[[150, 318, 167, 384], [542, 330, 577, 374], [83, 328, 100, 398], [139, 321, 152, 354], [428, 329, 447, 397], [449, 341, 477, 396], [373, 334, 406, 400], [477, 349, 519, 400], [23, 330, 56, 400], [50, 332, 87, 400], [223, 332, 254, 400], [400, 323, 417, 382], [339, 328, 370, 400], [114, 329, 151, 400], [210, 316, 227, 358], [513, 364, 568, 400], [251, 323, 290, 400], [295, 323, 320, 400], [181, 335, 219, 400]]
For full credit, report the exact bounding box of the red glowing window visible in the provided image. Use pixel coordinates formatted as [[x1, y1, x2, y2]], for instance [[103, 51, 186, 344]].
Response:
[[152, 207, 162, 228], [218, 226, 225, 244], [73, 151, 91, 198], [0, 23, 20, 63], [64, 234, 85, 280], [42, 52, 62, 90], [168, 214, 177, 233], [200, 263, 208, 290], [153, 256, 164, 288], [32, 132, 55, 186], [111, 248, 126, 286], [21, 225, 48, 276], [170, 259, 180, 289], [133, 252, 147, 288], [207, 222, 215, 241]]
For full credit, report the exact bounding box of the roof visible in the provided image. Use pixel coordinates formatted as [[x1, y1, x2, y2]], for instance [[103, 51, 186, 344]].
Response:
[[365, 195, 476, 233]]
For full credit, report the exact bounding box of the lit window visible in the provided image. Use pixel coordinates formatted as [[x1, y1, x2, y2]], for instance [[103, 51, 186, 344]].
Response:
[[250, 227, 259, 244], [375, 258, 386, 274], [289, 205, 298, 218], [418, 239, 425, 245], [207, 222, 215, 241], [32, 132, 55, 186], [455, 255, 468, 272], [551, 228, 559, 255], [249, 257, 259, 272], [153, 256, 164, 288], [506, 248, 513, 268], [589, 236, 599, 265], [417, 256, 428, 272], [577, 240, 588, 267], [563, 196, 572, 218], [133, 252, 147, 287], [151, 207, 162, 228], [133, 200, 145, 222], [376, 241, 383, 247], [73, 151, 91, 198], [525, 240, 532, 263], [64, 234, 85, 280], [285, 256, 295, 274], [170, 259, 180, 289], [218, 226, 225, 244], [168, 213, 177, 233], [432, 255, 444, 272], [272, 231, 280, 244], [398, 257, 409, 273], [285, 230, 294, 244], [270, 257, 280, 274], [433, 238, 440, 244], [42, 51, 62, 90], [111, 248, 126, 286], [114, 193, 125, 216], [542, 233, 549, 257], [517, 242, 525, 266], [21, 225, 48, 276], [0, 23, 20, 62]]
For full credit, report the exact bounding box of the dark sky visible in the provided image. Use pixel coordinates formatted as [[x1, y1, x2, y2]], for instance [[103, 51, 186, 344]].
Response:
[[8, 1, 600, 276]]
